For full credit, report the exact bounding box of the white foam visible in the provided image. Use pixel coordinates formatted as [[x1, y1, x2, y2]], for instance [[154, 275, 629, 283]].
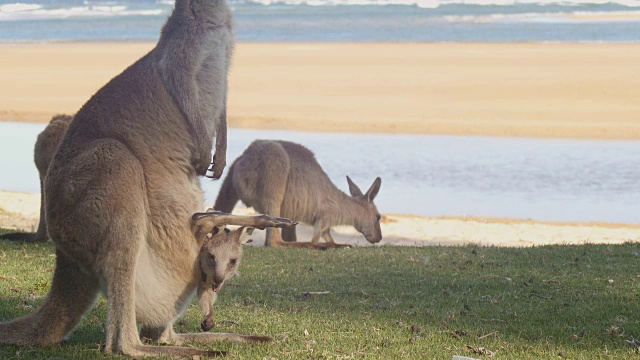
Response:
[[0, 3, 42, 13], [242, 0, 640, 7], [244, 0, 439, 7], [0, 5, 165, 21], [444, 9, 640, 22]]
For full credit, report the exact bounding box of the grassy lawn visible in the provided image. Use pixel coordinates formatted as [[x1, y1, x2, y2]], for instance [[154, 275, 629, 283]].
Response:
[[1, 228, 640, 359]]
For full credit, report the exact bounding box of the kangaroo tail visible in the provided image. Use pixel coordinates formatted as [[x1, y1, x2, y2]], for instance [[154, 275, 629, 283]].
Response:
[[213, 160, 239, 213], [0, 232, 36, 242]]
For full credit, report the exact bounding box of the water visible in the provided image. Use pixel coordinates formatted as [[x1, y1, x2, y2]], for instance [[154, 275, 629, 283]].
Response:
[[0, 0, 639, 42], [1, 121, 639, 224]]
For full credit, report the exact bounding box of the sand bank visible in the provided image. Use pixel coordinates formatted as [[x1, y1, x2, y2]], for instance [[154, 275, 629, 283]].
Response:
[[1, 190, 637, 247], [1, 42, 639, 139]]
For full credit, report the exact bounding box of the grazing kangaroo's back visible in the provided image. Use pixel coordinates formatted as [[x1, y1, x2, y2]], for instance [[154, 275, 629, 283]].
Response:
[[214, 140, 383, 249]]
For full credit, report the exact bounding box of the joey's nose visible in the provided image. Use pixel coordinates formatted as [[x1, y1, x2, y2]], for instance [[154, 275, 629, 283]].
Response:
[[213, 275, 225, 287]]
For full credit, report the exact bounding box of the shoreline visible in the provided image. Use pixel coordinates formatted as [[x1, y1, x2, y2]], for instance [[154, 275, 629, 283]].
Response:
[[1, 42, 639, 140], [1, 190, 638, 247]]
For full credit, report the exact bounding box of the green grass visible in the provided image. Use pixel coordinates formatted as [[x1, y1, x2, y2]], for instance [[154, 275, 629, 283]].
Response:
[[1, 227, 640, 359]]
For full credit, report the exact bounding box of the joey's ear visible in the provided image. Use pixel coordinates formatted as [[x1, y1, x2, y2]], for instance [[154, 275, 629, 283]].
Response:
[[200, 225, 223, 245], [365, 177, 382, 202], [211, 225, 224, 237], [346, 175, 363, 197], [238, 227, 255, 244]]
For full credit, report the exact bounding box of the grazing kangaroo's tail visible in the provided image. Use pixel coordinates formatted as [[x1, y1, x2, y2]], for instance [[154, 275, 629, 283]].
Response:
[[213, 160, 239, 213], [0, 232, 36, 242], [0, 250, 99, 346]]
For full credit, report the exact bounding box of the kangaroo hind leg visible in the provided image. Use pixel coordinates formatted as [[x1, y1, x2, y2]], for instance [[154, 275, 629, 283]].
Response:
[[0, 250, 99, 346], [84, 142, 222, 358]]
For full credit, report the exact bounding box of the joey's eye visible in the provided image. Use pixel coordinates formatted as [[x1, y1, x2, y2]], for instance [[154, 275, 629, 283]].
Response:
[[209, 254, 215, 262], [229, 258, 237, 266]]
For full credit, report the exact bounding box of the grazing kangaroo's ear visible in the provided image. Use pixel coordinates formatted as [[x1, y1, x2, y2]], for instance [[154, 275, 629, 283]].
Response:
[[365, 177, 382, 202], [346, 175, 363, 197], [238, 227, 255, 244]]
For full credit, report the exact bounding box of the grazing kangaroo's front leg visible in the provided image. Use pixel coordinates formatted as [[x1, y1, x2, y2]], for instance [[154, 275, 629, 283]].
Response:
[[309, 224, 351, 249], [322, 230, 351, 249], [322, 228, 335, 243], [267, 224, 349, 250], [282, 226, 297, 242]]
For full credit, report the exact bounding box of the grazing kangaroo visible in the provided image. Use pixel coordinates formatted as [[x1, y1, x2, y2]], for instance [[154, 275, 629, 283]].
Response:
[[214, 140, 383, 249], [0, 0, 251, 357], [0, 114, 72, 242], [196, 220, 255, 332]]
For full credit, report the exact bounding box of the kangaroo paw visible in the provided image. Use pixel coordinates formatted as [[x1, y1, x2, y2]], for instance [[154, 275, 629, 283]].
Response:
[[201, 317, 216, 332], [206, 154, 226, 180]]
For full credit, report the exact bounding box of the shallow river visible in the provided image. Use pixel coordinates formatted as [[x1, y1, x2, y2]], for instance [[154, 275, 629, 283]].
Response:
[[1, 122, 639, 224]]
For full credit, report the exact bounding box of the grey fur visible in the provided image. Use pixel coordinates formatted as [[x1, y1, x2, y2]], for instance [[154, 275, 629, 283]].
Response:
[[197, 224, 254, 332], [33, 115, 73, 242], [214, 140, 383, 250], [0, 1, 266, 357]]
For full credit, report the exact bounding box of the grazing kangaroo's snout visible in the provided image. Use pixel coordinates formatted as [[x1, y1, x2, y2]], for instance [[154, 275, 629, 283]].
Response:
[[347, 175, 383, 244]]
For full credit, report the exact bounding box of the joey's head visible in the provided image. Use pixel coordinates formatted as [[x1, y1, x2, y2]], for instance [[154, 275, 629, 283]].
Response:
[[198, 226, 254, 292], [347, 176, 383, 244], [192, 209, 296, 289]]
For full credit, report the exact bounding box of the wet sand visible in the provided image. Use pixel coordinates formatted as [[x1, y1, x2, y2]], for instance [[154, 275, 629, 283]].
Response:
[[1, 190, 637, 247]]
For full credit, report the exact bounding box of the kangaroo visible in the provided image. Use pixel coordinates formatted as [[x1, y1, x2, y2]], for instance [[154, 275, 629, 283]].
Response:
[[196, 222, 255, 332], [0, 0, 251, 357], [0, 114, 72, 242], [214, 140, 383, 250]]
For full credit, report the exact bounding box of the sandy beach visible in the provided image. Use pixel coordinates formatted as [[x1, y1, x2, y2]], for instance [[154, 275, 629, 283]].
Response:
[[1, 42, 640, 139], [1, 42, 639, 246]]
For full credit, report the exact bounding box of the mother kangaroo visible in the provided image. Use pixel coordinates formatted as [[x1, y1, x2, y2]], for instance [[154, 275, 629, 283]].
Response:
[[0, 0, 274, 357]]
